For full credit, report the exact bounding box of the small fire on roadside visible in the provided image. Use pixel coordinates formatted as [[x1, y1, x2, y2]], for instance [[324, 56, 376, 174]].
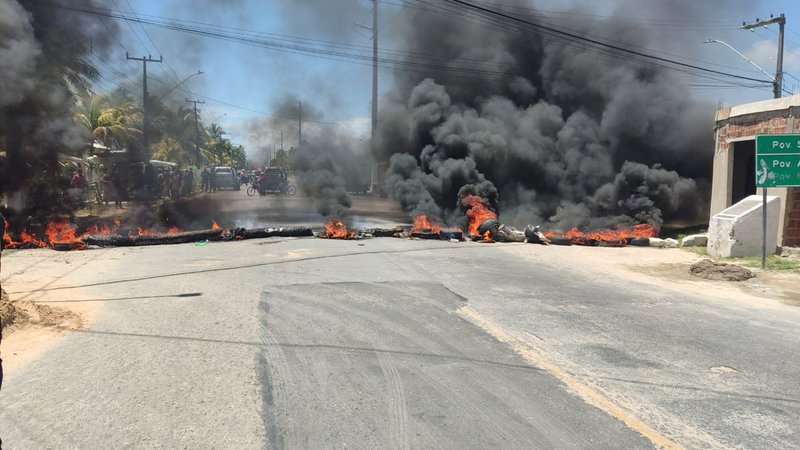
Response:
[[545, 224, 658, 246], [411, 215, 442, 235], [3, 218, 17, 248], [460, 194, 497, 237], [323, 219, 357, 239], [212, 220, 220, 231], [1, 217, 197, 250]]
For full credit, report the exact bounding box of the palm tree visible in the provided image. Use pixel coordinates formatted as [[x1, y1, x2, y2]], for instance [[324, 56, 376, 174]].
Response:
[[153, 136, 192, 166], [73, 88, 142, 152]]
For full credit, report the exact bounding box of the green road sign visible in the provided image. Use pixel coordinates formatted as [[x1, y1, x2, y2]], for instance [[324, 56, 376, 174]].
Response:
[[755, 134, 800, 187]]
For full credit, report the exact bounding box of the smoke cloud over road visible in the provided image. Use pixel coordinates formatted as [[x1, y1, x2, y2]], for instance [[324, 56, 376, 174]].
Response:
[[0, 0, 115, 196], [373, 0, 721, 231]]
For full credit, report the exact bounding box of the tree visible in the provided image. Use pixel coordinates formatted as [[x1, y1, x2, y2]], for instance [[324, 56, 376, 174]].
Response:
[[73, 88, 142, 153], [153, 136, 192, 167]]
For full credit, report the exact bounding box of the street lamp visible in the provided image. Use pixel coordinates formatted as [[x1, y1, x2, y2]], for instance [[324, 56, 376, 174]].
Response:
[[703, 39, 776, 91], [157, 70, 204, 101]]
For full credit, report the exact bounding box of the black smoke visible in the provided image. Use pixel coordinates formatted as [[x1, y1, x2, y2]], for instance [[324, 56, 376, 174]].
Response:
[[243, 95, 371, 221], [377, 0, 724, 231], [0, 0, 116, 207]]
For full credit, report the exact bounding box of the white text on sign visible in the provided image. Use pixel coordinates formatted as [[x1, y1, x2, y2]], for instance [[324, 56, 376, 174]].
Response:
[[772, 140, 800, 149], [772, 160, 800, 168]]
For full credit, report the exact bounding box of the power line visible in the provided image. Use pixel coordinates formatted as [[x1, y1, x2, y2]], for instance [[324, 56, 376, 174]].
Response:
[[437, 0, 772, 84], [146, 77, 368, 127], [51, 1, 769, 87]]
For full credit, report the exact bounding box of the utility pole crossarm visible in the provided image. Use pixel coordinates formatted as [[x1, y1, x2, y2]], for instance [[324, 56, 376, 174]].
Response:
[[740, 14, 785, 29], [740, 14, 786, 99]]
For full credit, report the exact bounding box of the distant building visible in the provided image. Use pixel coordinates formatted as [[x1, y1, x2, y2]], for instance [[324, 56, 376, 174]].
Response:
[[712, 95, 800, 248]]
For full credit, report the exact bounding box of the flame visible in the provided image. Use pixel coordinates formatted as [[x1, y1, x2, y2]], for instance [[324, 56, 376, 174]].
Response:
[[460, 194, 497, 236], [45, 219, 79, 244], [3, 218, 15, 248], [3, 216, 189, 250], [136, 227, 155, 236], [84, 218, 120, 236], [211, 220, 220, 231], [324, 219, 357, 239], [545, 224, 658, 246], [18, 229, 47, 248], [411, 215, 442, 234]]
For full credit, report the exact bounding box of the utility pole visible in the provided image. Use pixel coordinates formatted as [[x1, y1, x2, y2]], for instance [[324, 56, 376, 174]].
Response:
[[298, 101, 302, 151], [741, 14, 786, 269], [280, 130, 284, 151], [741, 14, 786, 99], [186, 98, 205, 165], [126, 53, 162, 160], [370, 0, 380, 193], [357, 1, 380, 193]]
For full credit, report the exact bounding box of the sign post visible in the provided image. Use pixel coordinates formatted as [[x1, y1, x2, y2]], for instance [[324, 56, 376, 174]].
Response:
[[755, 134, 800, 268]]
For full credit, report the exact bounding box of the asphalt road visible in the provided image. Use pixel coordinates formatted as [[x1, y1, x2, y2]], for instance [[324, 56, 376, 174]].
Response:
[[162, 187, 410, 230], [1, 231, 799, 448]]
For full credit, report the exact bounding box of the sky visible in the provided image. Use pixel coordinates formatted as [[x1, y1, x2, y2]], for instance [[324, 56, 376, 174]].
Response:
[[87, 0, 800, 154]]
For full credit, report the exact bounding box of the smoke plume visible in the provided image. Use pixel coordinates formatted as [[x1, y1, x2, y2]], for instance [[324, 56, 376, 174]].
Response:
[[0, 0, 116, 202], [376, 0, 722, 231], [243, 95, 371, 220]]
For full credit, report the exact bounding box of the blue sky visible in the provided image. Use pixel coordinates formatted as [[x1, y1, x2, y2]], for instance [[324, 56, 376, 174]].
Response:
[[92, 0, 800, 152]]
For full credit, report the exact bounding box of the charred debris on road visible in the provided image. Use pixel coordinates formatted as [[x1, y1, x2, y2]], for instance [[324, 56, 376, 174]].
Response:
[[3, 193, 659, 251]]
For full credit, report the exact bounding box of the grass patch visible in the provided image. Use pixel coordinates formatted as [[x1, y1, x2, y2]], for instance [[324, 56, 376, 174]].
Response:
[[740, 255, 800, 273], [680, 246, 709, 256], [679, 247, 800, 273]]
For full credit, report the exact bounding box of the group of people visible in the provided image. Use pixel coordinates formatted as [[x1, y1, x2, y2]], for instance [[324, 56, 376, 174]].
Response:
[[67, 163, 238, 209]]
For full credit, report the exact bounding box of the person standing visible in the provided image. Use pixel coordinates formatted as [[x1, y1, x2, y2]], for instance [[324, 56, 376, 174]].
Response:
[[110, 164, 126, 209], [201, 167, 210, 193], [171, 170, 182, 199], [209, 167, 217, 193], [71, 169, 87, 190], [144, 163, 156, 199], [1, 209, 5, 407], [182, 169, 194, 196]]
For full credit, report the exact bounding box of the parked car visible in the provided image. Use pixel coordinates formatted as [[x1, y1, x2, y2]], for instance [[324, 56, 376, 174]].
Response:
[[213, 166, 239, 190]]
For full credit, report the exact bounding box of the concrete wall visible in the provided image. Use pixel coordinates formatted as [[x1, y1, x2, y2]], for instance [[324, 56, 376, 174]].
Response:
[[711, 95, 800, 248]]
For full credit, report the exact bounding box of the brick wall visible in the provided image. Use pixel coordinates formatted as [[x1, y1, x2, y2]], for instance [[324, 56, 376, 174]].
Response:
[[715, 113, 800, 247], [717, 117, 792, 151], [785, 187, 800, 247]]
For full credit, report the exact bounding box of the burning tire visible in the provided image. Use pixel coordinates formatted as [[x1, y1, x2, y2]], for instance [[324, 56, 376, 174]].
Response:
[[548, 236, 572, 246]]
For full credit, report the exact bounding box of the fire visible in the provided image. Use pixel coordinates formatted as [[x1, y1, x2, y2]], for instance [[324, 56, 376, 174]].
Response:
[[212, 220, 220, 231], [45, 218, 79, 244], [411, 215, 442, 235], [3, 218, 14, 248], [546, 224, 658, 246], [460, 194, 497, 236], [2, 216, 190, 250], [136, 227, 155, 236], [324, 219, 357, 239], [17, 229, 47, 248], [85, 218, 120, 236], [45, 219, 87, 250]]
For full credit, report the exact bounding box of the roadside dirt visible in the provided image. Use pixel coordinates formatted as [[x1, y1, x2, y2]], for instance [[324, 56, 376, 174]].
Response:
[[1, 250, 107, 372], [500, 244, 800, 308]]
